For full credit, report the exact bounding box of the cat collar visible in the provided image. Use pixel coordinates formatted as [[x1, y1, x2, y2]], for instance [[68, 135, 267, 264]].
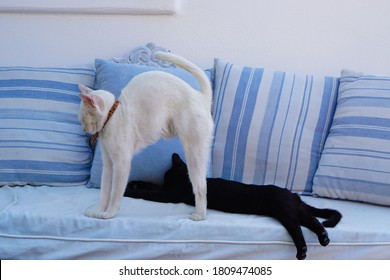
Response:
[[90, 99, 120, 147]]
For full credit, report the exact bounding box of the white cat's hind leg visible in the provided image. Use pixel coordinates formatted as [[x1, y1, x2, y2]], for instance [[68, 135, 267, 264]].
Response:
[[188, 165, 208, 221], [182, 136, 212, 221]]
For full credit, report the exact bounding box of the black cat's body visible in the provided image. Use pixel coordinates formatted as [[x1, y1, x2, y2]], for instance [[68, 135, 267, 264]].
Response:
[[125, 154, 342, 260]]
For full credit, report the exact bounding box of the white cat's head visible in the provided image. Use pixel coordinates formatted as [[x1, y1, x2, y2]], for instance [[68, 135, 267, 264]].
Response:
[[78, 85, 110, 134]]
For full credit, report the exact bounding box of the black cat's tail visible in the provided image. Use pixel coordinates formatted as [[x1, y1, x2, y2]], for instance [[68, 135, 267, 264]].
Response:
[[307, 205, 342, 228]]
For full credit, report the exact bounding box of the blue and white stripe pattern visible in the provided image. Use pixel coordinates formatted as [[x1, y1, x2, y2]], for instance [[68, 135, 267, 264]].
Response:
[[313, 69, 390, 206], [0, 66, 95, 186], [212, 59, 339, 194]]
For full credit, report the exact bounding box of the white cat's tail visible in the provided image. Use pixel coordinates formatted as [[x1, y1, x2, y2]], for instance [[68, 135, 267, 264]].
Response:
[[154, 51, 212, 100]]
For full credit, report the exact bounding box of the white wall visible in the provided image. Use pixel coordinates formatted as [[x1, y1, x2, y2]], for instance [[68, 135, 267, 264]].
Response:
[[1, 0, 390, 76]]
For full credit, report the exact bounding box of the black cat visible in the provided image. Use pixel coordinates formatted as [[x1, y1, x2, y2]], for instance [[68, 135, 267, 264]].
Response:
[[125, 153, 342, 260]]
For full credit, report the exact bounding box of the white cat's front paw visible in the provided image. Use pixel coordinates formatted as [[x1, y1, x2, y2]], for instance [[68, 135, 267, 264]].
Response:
[[85, 209, 116, 219], [190, 212, 206, 221]]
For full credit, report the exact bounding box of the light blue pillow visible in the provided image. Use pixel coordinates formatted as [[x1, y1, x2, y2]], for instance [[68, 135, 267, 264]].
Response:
[[313, 69, 390, 206], [212, 59, 339, 194], [0, 66, 95, 186], [88, 59, 211, 188]]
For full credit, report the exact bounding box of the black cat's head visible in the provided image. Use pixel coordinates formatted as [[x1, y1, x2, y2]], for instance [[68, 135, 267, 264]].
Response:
[[163, 153, 191, 188]]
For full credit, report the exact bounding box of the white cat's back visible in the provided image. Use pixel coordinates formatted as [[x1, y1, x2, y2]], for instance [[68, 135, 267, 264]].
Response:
[[120, 71, 210, 113]]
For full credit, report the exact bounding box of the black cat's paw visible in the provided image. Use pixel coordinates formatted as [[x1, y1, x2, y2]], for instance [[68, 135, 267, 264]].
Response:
[[296, 246, 307, 260], [319, 231, 330, 246], [127, 181, 145, 190], [124, 181, 148, 198]]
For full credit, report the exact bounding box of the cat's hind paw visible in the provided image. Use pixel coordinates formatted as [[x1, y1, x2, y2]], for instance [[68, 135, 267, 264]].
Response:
[[319, 231, 330, 246], [190, 212, 206, 221], [296, 246, 307, 260]]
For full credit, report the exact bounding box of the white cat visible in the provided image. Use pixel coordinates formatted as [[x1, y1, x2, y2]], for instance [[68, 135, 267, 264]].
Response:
[[78, 52, 213, 220]]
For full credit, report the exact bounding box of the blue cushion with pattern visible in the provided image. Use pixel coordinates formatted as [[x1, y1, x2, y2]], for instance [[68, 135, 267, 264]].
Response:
[[212, 59, 339, 194], [314, 69, 390, 206], [0, 66, 95, 186]]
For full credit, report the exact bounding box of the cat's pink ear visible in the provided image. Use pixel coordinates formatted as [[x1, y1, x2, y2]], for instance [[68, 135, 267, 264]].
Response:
[[79, 84, 94, 106], [79, 84, 92, 94], [79, 93, 105, 111], [93, 95, 105, 112], [79, 93, 96, 107]]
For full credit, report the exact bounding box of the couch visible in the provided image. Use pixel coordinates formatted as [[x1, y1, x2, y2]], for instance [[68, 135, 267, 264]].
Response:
[[0, 43, 389, 260]]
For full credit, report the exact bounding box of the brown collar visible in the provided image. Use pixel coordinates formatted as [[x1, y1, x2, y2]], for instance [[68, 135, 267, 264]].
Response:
[[90, 99, 120, 147]]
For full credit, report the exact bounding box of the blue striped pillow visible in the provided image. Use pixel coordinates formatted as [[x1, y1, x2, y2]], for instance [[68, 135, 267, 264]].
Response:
[[0, 66, 95, 186], [212, 59, 339, 194], [313, 69, 390, 206]]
